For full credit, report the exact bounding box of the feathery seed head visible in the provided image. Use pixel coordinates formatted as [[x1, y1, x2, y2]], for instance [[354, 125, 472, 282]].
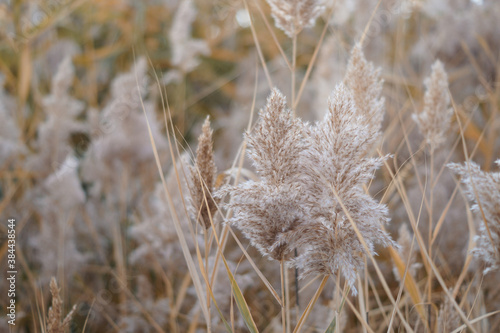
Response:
[[413, 60, 452, 150], [296, 83, 393, 292], [188, 116, 219, 229], [227, 88, 308, 260], [304, 84, 386, 205], [246, 88, 306, 185], [230, 182, 308, 260], [344, 43, 385, 134], [169, 0, 210, 73], [229, 84, 394, 291], [266, 0, 326, 38], [449, 161, 500, 272], [293, 220, 364, 289], [196, 117, 217, 191], [47, 278, 76, 333]]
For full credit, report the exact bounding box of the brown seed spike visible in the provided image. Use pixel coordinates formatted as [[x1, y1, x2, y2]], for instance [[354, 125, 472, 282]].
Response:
[[188, 116, 219, 229], [47, 277, 76, 333], [413, 60, 452, 151]]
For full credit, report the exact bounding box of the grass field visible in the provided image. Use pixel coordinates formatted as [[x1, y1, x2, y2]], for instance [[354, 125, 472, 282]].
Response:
[[1, 0, 500, 332]]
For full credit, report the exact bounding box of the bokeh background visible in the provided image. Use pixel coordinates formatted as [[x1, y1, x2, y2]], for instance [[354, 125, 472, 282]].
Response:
[[1, 0, 500, 332]]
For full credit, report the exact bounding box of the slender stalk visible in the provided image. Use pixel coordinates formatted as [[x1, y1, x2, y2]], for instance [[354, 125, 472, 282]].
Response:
[[179, 75, 186, 134], [334, 272, 340, 329], [280, 258, 287, 333], [253, 0, 292, 70], [291, 33, 297, 114], [293, 275, 329, 333], [427, 148, 435, 312], [294, 248, 299, 324], [204, 230, 211, 333], [290, 32, 298, 327], [285, 264, 291, 333], [242, 0, 273, 88]]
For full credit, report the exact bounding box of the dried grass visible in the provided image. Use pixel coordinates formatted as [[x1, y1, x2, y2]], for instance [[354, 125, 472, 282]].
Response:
[[1, 0, 500, 332]]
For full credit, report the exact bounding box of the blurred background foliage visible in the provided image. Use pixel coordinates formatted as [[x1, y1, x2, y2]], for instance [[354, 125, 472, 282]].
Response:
[[1, 0, 500, 331]]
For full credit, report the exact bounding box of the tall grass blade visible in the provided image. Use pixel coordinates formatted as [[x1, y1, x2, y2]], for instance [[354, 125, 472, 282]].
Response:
[[139, 66, 210, 323], [324, 285, 350, 333], [194, 245, 234, 332], [222, 255, 259, 333]]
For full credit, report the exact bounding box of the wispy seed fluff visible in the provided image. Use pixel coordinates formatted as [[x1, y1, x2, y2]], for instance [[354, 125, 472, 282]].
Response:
[[228, 81, 394, 291], [413, 60, 452, 150], [187, 117, 219, 230], [297, 84, 394, 290], [448, 161, 500, 273], [169, 0, 210, 73], [266, 0, 326, 38], [344, 44, 385, 135], [227, 89, 309, 260]]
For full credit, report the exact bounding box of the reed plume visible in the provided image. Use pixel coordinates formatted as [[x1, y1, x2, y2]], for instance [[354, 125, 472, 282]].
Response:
[[266, 0, 326, 38], [413, 60, 452, 151], [226, 89, 308, 260], [344, 43, 385, 135], [227, 80, 394, 292], [296, 84, 394, 290], [187, 116, 219, 229], [449, 160, 500, 273], [169, 0, 210, 73], [47, 278, 76, 333]]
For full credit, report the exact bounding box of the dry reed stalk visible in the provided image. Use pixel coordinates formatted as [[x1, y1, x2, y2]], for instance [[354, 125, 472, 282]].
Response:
[[437, 290, 461, 333]]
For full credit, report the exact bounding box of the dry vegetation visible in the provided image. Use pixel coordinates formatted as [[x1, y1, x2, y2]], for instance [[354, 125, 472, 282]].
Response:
[[1, 0, 500, 332]]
